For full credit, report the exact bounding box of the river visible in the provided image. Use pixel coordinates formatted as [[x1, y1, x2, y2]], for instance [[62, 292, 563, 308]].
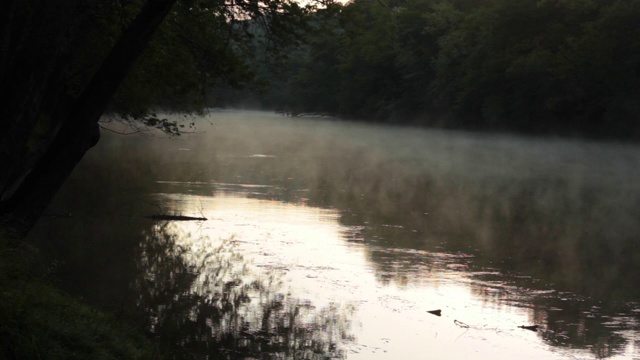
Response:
[[28, 110, 640, 359]]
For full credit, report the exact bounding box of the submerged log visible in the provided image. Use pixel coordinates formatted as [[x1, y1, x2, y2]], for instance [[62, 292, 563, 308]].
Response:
[[146, 214, 207, 221]]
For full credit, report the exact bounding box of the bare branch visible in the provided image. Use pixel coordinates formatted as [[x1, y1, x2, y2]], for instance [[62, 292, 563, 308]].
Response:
[[98, 124, 142, 135]]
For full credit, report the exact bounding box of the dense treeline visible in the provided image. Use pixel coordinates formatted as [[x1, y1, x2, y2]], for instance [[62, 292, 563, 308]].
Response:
[[254, 0, 640, 139]]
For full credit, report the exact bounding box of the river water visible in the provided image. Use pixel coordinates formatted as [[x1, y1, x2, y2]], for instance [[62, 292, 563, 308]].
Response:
[[29, 110, 640, 359]]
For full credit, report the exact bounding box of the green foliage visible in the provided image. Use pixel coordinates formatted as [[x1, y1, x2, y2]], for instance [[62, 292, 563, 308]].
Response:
[[0, 243, 154, 360], [24, 0, 316, 133], [257, 0, 640, 139]]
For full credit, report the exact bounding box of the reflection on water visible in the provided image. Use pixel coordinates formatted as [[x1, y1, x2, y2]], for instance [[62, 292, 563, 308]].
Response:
[[28, 110, 640, 359], [134, 223, 352, 359]]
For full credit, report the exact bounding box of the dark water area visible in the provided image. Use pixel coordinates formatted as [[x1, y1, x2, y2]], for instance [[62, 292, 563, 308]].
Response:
[[28, 110, 640, 359]]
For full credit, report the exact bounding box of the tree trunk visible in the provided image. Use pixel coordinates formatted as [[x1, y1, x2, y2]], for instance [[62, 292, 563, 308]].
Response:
[[0, 0, 178, 241]]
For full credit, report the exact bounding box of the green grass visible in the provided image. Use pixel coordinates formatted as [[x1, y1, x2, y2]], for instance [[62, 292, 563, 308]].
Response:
[[0, 241, 156, 360]]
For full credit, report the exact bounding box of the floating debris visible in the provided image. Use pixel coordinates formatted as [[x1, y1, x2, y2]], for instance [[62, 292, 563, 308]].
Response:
[[454, 320, 469, 328], [518, 325, 540, 332]]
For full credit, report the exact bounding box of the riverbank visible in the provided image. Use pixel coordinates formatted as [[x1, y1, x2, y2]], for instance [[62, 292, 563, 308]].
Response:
[[0, 240, 154, 360]]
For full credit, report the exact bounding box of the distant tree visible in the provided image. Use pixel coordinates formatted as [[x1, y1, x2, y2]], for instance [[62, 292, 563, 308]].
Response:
[[419, 0, 640, 135], [552, 0, 640, 136], [0, 0, 312, 240], [431, 0, 565, 130], [278, 9, 344, 115]]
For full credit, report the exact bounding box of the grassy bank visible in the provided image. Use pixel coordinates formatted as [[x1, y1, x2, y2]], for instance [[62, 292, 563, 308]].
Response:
[[0, 241, 155, 360]]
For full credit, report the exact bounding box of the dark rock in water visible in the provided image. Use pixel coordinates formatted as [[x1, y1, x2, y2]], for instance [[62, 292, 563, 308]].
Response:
[[518, 325, 539, 331], [427, 309, 442, 316]]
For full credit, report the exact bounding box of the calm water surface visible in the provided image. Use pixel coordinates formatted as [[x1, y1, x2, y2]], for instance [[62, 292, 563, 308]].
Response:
[[30, 110, 640, 359]]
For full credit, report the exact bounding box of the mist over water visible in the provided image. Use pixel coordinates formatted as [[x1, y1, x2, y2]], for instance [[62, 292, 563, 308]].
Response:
[[30, 110, 640, 359]]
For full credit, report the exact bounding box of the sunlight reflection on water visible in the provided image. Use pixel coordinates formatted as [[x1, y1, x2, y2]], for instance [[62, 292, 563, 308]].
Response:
[[153, 191, 590, 359]]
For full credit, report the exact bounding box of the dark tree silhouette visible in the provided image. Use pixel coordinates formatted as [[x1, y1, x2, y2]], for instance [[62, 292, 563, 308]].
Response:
[[0, 0, 178, 240], [0, 0, 310, 240]]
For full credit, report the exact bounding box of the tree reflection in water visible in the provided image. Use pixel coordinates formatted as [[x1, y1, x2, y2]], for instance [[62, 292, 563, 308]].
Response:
[[133, 223, 353, 359]]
